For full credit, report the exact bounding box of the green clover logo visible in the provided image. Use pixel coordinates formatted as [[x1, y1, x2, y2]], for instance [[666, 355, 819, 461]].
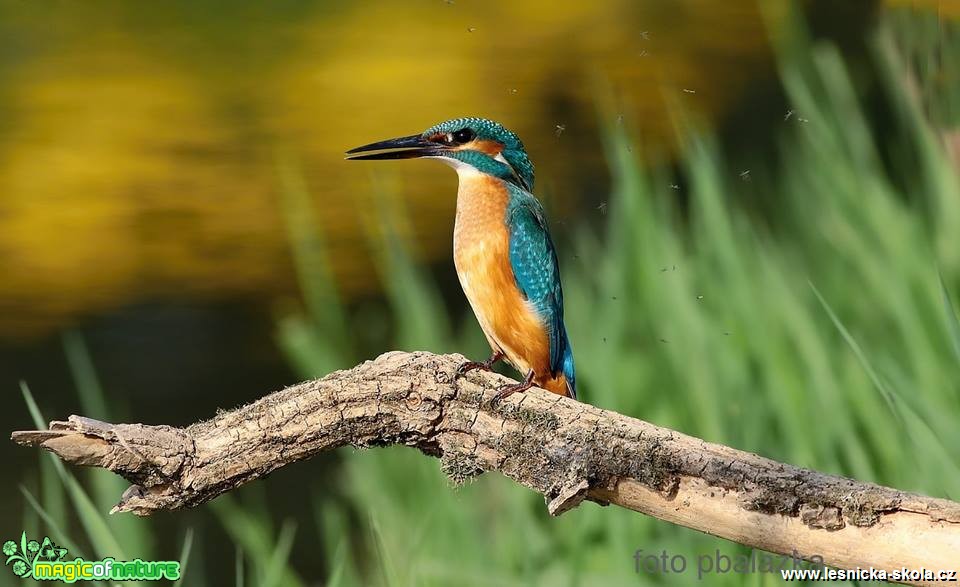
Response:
[[3, 532, 68, 579], [11, 560, 27, 577]]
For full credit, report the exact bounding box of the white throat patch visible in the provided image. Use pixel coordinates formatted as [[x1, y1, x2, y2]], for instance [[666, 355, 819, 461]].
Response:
[[427, 155, 483, 179]]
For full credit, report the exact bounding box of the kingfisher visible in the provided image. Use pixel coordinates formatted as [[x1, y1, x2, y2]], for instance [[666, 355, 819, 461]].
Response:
[[346, 117, 576, 401]]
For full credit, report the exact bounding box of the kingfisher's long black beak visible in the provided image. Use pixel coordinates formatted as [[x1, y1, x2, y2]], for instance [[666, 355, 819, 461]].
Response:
[[345, 134, 444, 160]]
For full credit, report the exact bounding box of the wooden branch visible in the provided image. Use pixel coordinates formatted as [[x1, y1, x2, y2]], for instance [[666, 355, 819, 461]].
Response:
[[11, 351, 960, 585]]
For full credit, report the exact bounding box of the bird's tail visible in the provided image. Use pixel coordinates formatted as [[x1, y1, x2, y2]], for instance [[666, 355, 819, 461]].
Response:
[[539, 342, 576, 399], [539, 374, 575, 398]]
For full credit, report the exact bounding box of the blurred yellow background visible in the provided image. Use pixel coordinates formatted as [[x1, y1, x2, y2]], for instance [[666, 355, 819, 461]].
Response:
[[0, 0, 782, 337]]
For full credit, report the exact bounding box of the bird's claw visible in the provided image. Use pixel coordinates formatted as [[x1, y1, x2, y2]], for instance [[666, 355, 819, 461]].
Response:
[[456, 361, 489, 378], [456, 351, 505, 379], [492, 378, 534, 403]]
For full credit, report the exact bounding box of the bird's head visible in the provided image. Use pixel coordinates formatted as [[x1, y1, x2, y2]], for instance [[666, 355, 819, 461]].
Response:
[[346, 117, 535, 191]]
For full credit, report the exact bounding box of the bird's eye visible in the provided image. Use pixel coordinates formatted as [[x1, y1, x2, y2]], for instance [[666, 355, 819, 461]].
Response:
[[452, 128, 475, 144]]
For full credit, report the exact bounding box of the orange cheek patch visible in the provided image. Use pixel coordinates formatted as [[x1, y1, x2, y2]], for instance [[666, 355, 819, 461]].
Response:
[[456, 139, 503, 155]]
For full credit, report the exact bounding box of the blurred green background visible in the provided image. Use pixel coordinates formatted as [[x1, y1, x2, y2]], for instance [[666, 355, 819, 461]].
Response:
[[2, 0, 959, 585]]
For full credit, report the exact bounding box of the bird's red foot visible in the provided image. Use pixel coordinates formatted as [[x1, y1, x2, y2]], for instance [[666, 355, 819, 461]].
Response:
[[456, 350, 504, 378], [492, 371, 535, 403]]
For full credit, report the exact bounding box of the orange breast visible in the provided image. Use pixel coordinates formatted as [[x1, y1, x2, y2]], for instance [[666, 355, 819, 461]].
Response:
[[453, 174, 552, 382]]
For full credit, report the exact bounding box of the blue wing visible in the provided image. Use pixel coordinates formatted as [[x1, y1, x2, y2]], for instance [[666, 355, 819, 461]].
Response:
[[505, 187, 576, 397]]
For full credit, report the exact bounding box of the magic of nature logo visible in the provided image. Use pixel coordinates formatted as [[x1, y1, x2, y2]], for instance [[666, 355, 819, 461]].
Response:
[[3, 532, 180, 583]]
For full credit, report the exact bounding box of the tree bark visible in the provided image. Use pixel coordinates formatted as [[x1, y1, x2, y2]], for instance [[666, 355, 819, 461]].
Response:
[[11, 351, 960, 585]]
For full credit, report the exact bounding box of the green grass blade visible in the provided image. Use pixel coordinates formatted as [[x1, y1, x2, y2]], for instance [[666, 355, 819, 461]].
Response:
[[38, 453, 67, 539], [22, 382, 128, 561], [19, 487, 109, 587], [323, 542, 347, 587], [62, 330, 108, 417], [260, 520, 297, 587], [19, 487, 86, 561], [369, 514, 398, 587], [171, 528, 194, 587], [359, 178, 452, 351], [21, 381, 50, 433], [211, 497, 303, 587], [276, 153, 349, 351], [23, 380, 68, 536], [55, 470, 127, 560], [810, 283, 902, 422], [61, 333, 154, 558], [235, 546, 245, 587], [938, 272, 960, 366]]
